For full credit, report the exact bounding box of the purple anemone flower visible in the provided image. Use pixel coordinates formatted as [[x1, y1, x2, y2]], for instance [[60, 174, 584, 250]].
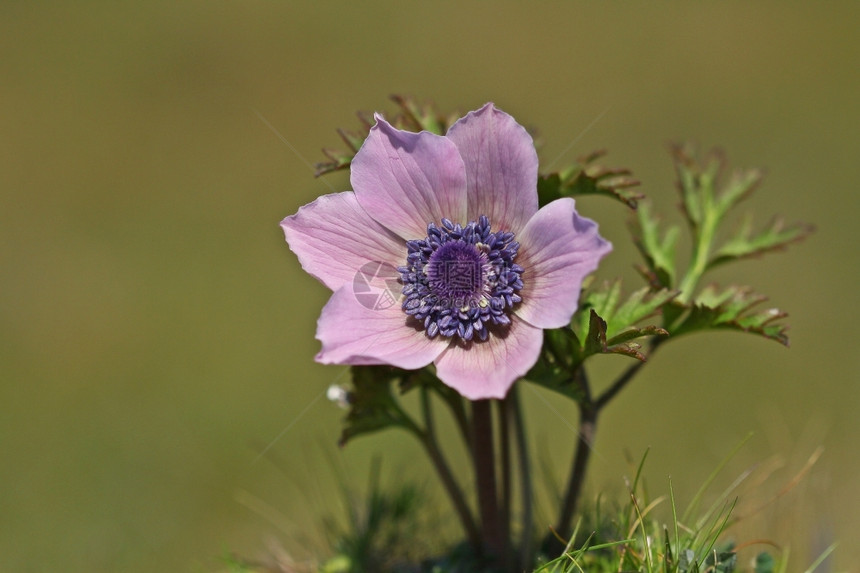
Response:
[[281, 103, 611, 400]]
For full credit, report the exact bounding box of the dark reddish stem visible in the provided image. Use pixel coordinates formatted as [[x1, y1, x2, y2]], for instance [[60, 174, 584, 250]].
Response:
[[472, 399, 505, 559], [498, 396, 513, 565]]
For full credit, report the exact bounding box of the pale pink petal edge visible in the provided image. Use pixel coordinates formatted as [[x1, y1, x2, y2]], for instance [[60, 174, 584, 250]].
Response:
[[281, 192, 406, 292], [433, 317, 543, 400], [446, 103, 539, 233], [351, 116, 468, 239], [515, 198, 612, 329], [316, 286, 448, 370]]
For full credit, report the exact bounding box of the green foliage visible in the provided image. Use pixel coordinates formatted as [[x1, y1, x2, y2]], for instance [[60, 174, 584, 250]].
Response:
[[537, 149, 643, 209], [320, 460, 428, 573], [338, 366, 416, 446], [631, 201, 681, 289], [530, 451, 784, 573], [576, 281, 674, 360], [708, 215, 814, 271], [315, 95, 460, 176], [530, 142, 809, 404], [666, 285, 790, 346], [310, 101, 814, 573], [625, 144, 809, 348], [525, 328, 583, 399], [307, 449, 828, 573]]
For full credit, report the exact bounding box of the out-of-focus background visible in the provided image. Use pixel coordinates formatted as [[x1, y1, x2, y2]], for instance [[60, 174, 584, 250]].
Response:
[[1, 2, 857, 571]]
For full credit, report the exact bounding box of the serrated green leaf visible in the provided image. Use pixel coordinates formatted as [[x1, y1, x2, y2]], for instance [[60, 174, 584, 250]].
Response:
[[668, 285, 790, 346], [667, 144, 810, 304], [582, 280, 623, 331], [631, 202, 680, 288], [716, 166, 763, 216], [708, 215, 814, 269], [315, 95, 456, 176], [336, 128, 365, 152], [671, 143, 726, 228], [584, 309, 609, 357], [538, 149, 642, 209], [607, 286, 677, 338], [389, 94, 448, 134], [578, 309, 667, 362], [606, 325, 669, 347], [576, 282, 673, 361]]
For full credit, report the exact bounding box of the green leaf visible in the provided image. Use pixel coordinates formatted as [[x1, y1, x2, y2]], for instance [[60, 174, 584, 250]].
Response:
[[525, 328, 584, 400], [576, 281, 674, 359], [671, 143, 729, 228], [317, 147, 355, 176], [315, 95, 457, 176], [631, 202, 680, 289], [708, 214, 814, 269], [604, 284, 677, 339], [715, 162, 764, 216], [583, 309, 610, 357], [670, 143, 765, 239], [579, 309, 668, 363], [536, 172, 564, 207], [339, 366, 411, 446], [668, 284, 790, 346], [538, 149, 642, 209], [389, 94, 450, 135], [666, 144, 810, 304]]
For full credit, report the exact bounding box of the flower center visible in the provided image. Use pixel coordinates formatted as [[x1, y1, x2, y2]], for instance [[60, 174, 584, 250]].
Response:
[[398, 215, 524, 341]]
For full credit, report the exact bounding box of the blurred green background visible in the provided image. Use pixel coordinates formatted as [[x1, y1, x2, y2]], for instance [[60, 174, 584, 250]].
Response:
[[1, 2, 858, 571]]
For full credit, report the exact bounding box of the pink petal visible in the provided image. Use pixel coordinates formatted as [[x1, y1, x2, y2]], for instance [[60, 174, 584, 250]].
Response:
[[515, 198, 612, 329], [351, 116, 468, 240], [433, 317, 543, 400], [316, 286, 448, 369], [446, 103, 539, 233], [281, 192, 406, 292]]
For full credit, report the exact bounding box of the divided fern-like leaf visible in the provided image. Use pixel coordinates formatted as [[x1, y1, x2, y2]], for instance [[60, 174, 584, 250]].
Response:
[[315, 95, 458, 176], [667, 285, 790, 346], [631, 202, 680, 289], [574, 282, 673, 361], [708, 214, 814, 270], [538, 149, 642, 209]]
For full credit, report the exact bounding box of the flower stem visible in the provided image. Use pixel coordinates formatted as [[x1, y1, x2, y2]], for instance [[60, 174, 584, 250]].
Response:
[[472, 399, 504, 558], [550, 344, 660, 548], [554, 399, 598, 543], [498, 396, 513, 565], [418, 387, 481, 551], [509, 385, 534, 571], [551, 365, 596, 546]]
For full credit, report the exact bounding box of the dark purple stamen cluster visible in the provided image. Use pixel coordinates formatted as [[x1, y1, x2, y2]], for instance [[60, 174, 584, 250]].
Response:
[[398, 215, 524, 341]]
